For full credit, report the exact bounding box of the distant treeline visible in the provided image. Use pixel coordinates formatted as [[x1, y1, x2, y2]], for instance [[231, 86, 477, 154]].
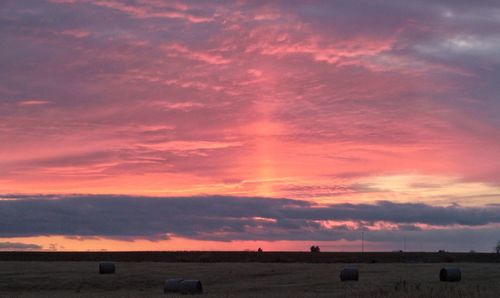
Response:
[[0, 251, 499, 263]]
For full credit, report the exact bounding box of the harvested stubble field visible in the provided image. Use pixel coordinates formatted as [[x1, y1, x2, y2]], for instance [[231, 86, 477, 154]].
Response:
[[0, 260, 499, 297], [1, 251, 499, 263]]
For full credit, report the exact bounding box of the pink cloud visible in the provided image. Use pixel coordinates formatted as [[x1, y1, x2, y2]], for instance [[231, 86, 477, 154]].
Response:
[[153, 101, 205, 111], [163, 43, 232, 65], [140, 140, 243, 152], [89, 0, 213, 23], [18, 100, 50, 106], [48, 0, 78, 3], [61, 29, 90, 38]]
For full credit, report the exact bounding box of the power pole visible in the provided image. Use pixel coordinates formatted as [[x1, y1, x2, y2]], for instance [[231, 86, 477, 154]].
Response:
[[361, 231, 364, 254]]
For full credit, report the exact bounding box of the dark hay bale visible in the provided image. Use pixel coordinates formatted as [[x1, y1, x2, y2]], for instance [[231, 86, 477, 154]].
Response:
[[179, 279, 203, 294], [99, 262, 115, 274], [164, 278, 184, 293], [440, 267, 461, 282], [340, 267, 359, 281]]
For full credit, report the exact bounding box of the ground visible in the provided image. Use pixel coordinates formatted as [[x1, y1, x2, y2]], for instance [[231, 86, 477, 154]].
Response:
[[0, 262, 499, 297]]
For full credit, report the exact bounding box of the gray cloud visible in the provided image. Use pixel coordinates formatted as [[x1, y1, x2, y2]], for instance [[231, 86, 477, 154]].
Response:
[[0, 241, 42, 250], [0, 195, 499, 245]]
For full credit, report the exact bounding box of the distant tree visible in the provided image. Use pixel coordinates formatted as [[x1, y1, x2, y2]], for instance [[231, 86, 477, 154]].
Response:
[[310, 245, 320, 253], [495, 241, 500, 254], [257, 247, 263, 253]]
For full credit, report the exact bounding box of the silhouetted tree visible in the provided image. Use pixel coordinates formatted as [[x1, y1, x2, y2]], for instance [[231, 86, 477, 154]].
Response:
[[495, 241, 500, 253], [257, 247, 263, 253], [310, 245, 320, 253]]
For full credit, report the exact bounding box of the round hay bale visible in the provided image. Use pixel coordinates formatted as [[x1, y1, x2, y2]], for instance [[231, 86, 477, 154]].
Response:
[[164, 278, 184, 293], [99, 262, 116, 274], [440, 267, 461, 282], [340, 267, 359, 281], [179, 279, 203, 294]]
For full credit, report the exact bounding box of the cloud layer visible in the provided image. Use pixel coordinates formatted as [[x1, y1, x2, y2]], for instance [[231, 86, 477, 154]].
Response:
[[0, 195, 498, 249]]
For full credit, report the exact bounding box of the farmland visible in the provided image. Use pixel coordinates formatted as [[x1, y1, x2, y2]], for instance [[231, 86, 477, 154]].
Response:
[[0, 252, 499, 297], [0, 251, 499, 263]]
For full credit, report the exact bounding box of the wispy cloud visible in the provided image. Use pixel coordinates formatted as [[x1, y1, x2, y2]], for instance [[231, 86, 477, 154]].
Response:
[[88, 0, 213, 23], [18, 100, 50, 106], [0, 241, 42, 250], [163, 43, 231, 65], [61, 29, 90, 38]]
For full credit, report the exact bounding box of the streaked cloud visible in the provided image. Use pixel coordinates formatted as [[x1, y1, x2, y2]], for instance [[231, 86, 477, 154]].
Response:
[[0, 241, 42, 250], [61, 29, 90, 38], [60, 0, 214, 23], [18, 100, 50, 106], [164, 43, 232, 65], [0, 194, 498, 251]]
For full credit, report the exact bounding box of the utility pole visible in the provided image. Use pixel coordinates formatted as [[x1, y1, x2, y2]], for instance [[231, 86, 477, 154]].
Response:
[[361, 231, 364, 254]]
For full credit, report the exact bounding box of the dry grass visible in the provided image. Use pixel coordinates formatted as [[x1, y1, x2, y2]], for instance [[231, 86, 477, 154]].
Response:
[[0, 262, 499, 297]]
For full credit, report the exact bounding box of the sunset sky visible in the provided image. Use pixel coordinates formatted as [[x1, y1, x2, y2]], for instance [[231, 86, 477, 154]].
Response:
[[1, 0, 499, 252]]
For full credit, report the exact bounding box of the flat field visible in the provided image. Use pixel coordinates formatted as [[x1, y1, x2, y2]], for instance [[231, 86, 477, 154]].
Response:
[[0, 261, 499, 297]]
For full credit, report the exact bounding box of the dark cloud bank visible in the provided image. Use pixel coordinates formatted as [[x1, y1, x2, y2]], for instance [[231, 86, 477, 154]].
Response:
[[1, 195, 499, 251], [0, 241, 42, 250]]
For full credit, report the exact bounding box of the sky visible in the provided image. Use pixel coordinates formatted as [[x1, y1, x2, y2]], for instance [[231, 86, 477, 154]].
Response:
[[0, 0, 499, 252]]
